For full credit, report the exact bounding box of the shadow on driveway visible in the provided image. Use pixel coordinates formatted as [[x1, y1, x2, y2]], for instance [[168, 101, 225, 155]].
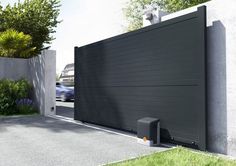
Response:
[[0, 115, 95, 134]]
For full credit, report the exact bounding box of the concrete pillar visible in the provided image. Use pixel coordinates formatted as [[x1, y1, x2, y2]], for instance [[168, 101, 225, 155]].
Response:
[[44, 50, 56, 116], [28, 50, 56, 116]]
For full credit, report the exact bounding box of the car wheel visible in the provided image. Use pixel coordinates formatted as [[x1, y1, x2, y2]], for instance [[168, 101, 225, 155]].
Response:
[[61, 93, 67, 102]]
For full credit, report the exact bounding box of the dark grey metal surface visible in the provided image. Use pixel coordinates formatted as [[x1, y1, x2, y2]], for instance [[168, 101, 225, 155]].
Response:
[[75, 6, 207, 150], [137, 117, 159, 144]]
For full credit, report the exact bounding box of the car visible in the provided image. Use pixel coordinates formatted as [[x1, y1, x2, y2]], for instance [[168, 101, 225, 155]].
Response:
[[56, 82, 74, 102]]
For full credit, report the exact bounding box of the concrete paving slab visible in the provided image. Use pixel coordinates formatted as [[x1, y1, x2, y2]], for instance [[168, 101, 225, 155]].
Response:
[[0, 115, 168, 166]]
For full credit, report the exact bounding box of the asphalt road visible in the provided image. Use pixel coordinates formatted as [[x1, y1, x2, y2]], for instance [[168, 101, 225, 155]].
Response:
[[56, 101, 74, 118], [0, 115, 168, 166]]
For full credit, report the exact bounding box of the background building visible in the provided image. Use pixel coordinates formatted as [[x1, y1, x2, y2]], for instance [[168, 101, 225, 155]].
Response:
[[59, 63, 74, 86]]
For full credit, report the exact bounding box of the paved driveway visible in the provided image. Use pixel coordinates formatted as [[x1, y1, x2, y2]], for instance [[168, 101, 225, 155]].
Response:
[[0, 115, 167, 166], [56, 101, 74, 118]]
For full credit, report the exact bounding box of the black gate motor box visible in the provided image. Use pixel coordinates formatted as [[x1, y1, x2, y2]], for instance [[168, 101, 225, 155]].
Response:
[[137, 117, 160, 146]]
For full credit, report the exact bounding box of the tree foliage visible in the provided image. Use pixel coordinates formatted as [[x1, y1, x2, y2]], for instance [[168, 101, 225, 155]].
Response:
[[0, 29, 36, 58], [0, 0, 61, 55], [123, 0, 210, 31]]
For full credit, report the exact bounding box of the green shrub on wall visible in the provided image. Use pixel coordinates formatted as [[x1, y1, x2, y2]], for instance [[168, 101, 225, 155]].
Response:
[[0, 29, 36, 58], [0, 79, 38, 115]]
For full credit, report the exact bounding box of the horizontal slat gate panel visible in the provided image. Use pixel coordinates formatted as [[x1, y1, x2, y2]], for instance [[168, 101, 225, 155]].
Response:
[[75, 7, 206, 150]]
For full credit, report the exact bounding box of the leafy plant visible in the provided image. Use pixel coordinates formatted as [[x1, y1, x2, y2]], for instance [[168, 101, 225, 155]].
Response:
[[123, 0, 210, 31], [0, 0, 61, 55], [0, 79, 36, 115], [0, 29, 36, 58], [16, 98, 38, 115]]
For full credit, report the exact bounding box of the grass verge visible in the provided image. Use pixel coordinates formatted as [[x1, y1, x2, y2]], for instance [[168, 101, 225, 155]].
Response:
[[108, 147, 236, 166]]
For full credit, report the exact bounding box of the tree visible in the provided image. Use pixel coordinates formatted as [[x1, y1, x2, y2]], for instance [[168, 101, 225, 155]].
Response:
[[0, 29, 36, 58], [0, 0, 61, 55], [123, 0, 210, 31]]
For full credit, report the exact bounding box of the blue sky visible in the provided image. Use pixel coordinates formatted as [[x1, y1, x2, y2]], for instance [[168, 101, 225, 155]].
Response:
[[1, 0, 128, 73]]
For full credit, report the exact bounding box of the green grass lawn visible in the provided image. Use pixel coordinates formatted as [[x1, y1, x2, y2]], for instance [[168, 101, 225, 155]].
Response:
[[108, 147, 236, 166]]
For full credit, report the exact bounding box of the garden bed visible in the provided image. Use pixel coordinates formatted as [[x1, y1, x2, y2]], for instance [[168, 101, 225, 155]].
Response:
[[0, 79, 38, 116]]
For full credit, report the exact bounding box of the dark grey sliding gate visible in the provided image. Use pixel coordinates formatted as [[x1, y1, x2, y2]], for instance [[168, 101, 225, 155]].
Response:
[[75, 6, 207, 150]]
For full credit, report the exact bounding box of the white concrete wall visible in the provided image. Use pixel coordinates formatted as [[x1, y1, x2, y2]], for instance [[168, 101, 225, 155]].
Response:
[[0, 57, 29, 80], [162, 0, 236, 156], [28, 50, 56, 116], [43, 50, 56, 116], [0, 50, 56, 116]]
